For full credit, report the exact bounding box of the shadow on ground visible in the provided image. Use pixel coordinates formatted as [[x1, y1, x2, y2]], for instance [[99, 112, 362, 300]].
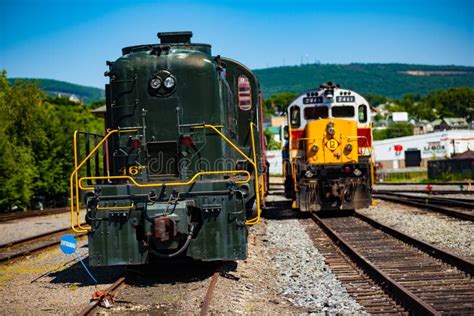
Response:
[[262, 199, 310, 220], [47, 257, 237, 287]]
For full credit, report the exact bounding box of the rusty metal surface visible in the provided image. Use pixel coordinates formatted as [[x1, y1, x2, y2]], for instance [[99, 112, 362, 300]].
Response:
[[78, 276, 126, 316], [313, 213, 474, 315], [200, 264, 222, 316]]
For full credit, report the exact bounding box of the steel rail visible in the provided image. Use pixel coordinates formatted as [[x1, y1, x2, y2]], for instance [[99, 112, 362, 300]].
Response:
[[373, 193, 474, 221], [200, 265, 222, 316], [312, 213, 440, 315], [373, 191, 474, 206], [0, 225, 87, 263], [373, 189, 474, 195], [0, 207, 69, 223], [374, 181, 471, 186], [77, 276, 126, 316]]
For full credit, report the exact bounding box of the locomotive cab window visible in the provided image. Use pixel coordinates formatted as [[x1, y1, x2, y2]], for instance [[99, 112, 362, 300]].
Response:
[[358, 104, 368, 123], [332, 106, 355, 118], [304, 106, 329, 120], [290, 105, 301, 128]]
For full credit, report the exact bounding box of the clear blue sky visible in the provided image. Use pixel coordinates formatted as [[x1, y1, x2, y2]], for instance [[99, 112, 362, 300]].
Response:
[[1, 0, 473, 88]]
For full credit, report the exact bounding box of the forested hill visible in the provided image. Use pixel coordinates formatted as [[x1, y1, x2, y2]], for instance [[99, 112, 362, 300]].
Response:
[[9, 63, 474, 102], [8, 78, 104, 104], [254, 63, 474, 99]]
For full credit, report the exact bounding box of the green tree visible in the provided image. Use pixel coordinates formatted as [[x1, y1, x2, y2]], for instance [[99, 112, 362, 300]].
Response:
[[424, 87, 474, 121], [0, 72, 42, 209], [364, 94, 389, 107], [0, 71, 103, 211], [264, 128, 282, 150], [263, 92, 297, 117], [385, 122, 414, 139]]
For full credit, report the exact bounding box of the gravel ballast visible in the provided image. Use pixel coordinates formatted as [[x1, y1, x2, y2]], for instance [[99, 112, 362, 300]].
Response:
[[266, 209, 365, 314]]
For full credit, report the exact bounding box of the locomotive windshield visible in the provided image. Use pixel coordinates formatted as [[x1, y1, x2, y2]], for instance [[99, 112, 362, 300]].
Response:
[[304, 106, 328, 119], [332, 106, 355, 118]]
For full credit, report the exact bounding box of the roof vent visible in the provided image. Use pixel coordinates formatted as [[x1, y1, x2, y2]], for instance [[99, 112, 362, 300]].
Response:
[[157, 31, 193, 44]]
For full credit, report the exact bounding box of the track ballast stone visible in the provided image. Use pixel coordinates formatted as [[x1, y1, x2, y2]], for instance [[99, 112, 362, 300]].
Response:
[[267, 218, 365, 314]]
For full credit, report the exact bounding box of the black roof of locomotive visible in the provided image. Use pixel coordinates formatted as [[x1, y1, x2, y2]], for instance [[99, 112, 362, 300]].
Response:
[[121, 31, 211, 55]]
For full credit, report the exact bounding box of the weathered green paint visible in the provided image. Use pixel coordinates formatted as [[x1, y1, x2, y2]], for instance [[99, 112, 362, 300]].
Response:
[[86, 32, 263, 266]]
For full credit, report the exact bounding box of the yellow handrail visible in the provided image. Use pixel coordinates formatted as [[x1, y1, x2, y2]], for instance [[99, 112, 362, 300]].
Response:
[[70, 123, 262, 231], [70, 129, 138, 232], [78, 170, 251, 190], [245, 122, 261, 225], [97, 202, 135, 210], [197, 124, 261, 225]]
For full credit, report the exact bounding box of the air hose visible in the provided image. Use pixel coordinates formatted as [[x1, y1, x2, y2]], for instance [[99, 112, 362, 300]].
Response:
[[148, 223, 196, 259]]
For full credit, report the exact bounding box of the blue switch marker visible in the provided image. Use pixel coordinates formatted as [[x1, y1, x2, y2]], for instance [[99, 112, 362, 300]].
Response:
[[59, 234, 97, 284]]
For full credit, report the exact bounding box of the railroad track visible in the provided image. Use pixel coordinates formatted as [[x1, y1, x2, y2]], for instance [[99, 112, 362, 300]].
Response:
[[374, 189, 474, 195], [0, 207, 69, 222], [78, 263, 222, 315], [78, 276, 127, 315], [311, 211, 474, 315], [375, 182, 472, 186], [0, 225, 87, 263], [373, 192, 474, 221], [200, 264, 222, 315]]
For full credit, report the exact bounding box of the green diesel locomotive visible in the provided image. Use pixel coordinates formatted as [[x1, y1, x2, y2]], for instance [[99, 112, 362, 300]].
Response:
[[70, 32, 267, 266]]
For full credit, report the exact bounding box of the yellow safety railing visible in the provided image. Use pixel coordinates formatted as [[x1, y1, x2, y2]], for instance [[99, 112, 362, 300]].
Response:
[[70, 123, 263, 232], [97, 202, 135, 210], [70, 129, 138, 232], [195, 124, 261, 225], [79, 170, 251, 190]]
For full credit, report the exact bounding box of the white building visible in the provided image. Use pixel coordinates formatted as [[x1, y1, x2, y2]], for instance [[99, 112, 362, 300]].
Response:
[[374, 130, 474, 170]]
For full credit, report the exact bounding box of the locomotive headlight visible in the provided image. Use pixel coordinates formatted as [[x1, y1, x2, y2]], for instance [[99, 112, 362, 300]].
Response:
[[345, 144, 353, 152], [164, 76, 176, 89], [311, 144, 319, 152], [327, 127, 335, 135], [150, 78, 162, 89]]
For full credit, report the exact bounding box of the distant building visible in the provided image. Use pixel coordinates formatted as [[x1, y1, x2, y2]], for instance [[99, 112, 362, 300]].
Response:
[[270, 116, 286, 127], [92, 105, 106, 117], [413, 120, 434, 135], [56, 92, 82, 104], [391, 112, 409, 122], [374, 130, 474, 171], [432, 118, 469, 131], [68, 94, 81, 104]]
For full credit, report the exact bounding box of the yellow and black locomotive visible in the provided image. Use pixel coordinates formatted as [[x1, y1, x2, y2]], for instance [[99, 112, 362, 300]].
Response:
[[283, 82, 374, 211]]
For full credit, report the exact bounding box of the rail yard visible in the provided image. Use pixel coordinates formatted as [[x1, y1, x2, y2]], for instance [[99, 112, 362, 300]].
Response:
[[1, 28, 473, 316], [0, 179, 472, 314]]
